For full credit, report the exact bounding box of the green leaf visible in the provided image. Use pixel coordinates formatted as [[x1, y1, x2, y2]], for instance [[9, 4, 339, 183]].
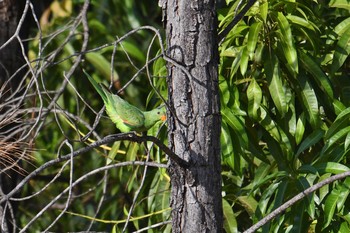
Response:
[[334, 17, 350, 36], [323, 188, 340, 229], [296, 129, 324, 157], [322, 126, 350, 155], [277, 12, 298, 75], [326, 107, 350, 140], [297, 176, 315, 219], [286, 15, 316, 31], [333, 100, 346, 115], [299, 51, 334, 99], [314, 162, 350, 174], [259, 1, 268, 23], [295, 113, 306, 145], [260, 108, 293, 159], [298, 75, 320, 128], [247, 22, 263, 59], [237, 195, 258, 216], [222, 108, 249, 148], [118, 41, 145, 62], [329, 0, 350, 10], [107, 141, 122, 165], [331, 27, 350, 74], [264, 52, 287, 117], [219, 75, 231, 105], [339, 222, 350, 232], [221, 122, 235, 170], [336, 177, 350, 211], [345, 132, 350, 151], [240, 46, 249, 76], [223, 199, 238, 233], [86, 52, 120, 83], [247, 78, 262, 120]]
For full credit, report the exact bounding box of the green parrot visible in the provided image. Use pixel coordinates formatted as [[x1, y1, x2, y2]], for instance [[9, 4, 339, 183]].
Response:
[[84, 71, 166, 133]]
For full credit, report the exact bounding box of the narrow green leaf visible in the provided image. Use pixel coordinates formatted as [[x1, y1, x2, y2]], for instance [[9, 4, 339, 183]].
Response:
[[296, 129, 324, 157], [237, 195, 258, 216], [322, 126, 350, 155], [223, 199, 238, 233], [314, 162, 350, 174], [326, 107, 350, 140], [272, 181, 288, 210], [240, 46, 249, 76], [297, 164, 318, 174], [86, 52, 120, 82], [247, 22, 263, 59], [264, 52, 287, 116], [107, 141, 122, 165], [336, 177, 350, 210], [259, 108, 281, 146], [118, 41, 145, 62], [247, 78, 262, 121], [295, 113, 306, 145], [259, 107, 293, 159], [222, 108, 249, 147], [259, 1, 268, 23], [339, 222, 350, 232], [345, 132, 350, 151], [257, 182, 280, 216], [219, 75, 231, 105], [277, 12, 298, 75], [323, 188, 340, 229], [298, 75, 320, 128], [229, 49, 243, 78], [297, 177, 315, 219], [333, 99, 346, 115], [334, 17, 350, 36], [299, 51, 334, 99], [329, 0, 350, 10], [331, 27, 350, 74], [286, 15, 316, 31], [221, 122, 235, 170]]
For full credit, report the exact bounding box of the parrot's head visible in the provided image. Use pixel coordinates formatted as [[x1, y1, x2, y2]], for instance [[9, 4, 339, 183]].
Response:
[[143, 105, 167, 130], [156, 105, 167, 121]]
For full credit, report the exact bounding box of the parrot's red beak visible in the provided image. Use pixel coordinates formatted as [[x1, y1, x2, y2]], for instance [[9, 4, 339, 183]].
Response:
[[161, 115, 167, 121]]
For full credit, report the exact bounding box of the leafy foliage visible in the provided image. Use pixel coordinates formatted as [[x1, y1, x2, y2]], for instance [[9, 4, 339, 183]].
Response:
[[218, 0, 350, 232]]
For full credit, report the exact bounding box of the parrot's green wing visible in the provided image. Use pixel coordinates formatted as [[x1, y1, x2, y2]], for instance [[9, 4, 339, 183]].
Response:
[[100, 84, 145, 130], [84, 70, 145, 132]]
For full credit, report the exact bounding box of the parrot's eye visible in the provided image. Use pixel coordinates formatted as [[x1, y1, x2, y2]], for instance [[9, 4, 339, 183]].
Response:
[[157, 111, 160, 114]]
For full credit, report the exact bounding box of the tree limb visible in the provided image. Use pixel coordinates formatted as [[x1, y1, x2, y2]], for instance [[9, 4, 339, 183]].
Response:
[[244, 170, 350, 233]]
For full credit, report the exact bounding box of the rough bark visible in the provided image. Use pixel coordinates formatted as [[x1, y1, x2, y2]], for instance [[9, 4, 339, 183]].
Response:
[[165, 0, 223, 232]]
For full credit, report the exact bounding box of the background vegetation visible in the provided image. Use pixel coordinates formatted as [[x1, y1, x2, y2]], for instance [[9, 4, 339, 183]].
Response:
[[12, 0, 350, 232]]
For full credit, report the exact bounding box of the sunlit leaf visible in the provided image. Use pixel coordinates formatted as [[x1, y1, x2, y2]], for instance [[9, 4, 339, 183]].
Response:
[[264, 52, 287, 117], [240, 46, 249, 76], [299, 51, 334, 99], [286, 15, 316, 31], [277, 12, 298, 75], [314, 162, 350, 174], [329, 0, 350, 10], [221, 122, 235, 170], [331, 27, 350, 74], [247, 22, 263, 59], [247, 78, 262, 120], [223, 199, 238, 233], [298, 75, 320, 128]]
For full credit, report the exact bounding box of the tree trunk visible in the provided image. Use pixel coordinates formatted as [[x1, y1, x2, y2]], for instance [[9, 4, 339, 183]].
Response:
[[165, 0, 223, 232]]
